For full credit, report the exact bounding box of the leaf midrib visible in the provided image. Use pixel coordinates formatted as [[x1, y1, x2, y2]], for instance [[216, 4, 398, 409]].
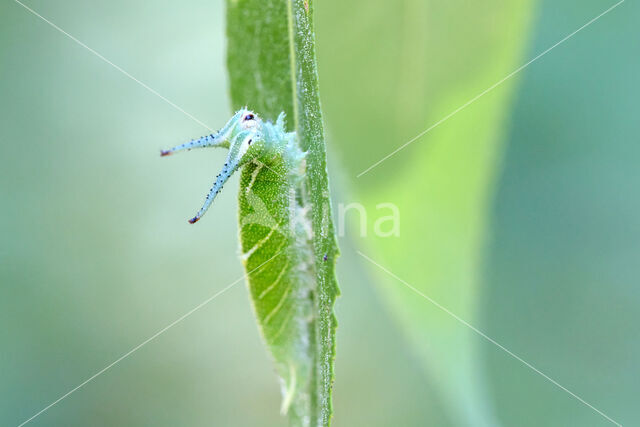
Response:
[[286, 0, 300, 134]]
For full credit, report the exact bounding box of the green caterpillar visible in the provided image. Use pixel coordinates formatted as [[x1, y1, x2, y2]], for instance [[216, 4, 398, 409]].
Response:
[[162, 108, 315, 418]]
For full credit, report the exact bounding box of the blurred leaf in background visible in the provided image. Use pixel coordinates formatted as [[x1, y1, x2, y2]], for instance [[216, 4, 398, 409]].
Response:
[[318, 0, 639, 426], [317, 0, 535, 425], [484, 0, 640, 425]]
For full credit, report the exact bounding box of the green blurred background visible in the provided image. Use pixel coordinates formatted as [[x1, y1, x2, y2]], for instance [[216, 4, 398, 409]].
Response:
[[1, 0, 638, 426]]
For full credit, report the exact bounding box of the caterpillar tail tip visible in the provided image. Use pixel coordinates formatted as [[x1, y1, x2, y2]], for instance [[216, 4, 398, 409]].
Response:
[[188, 216, 200, 224], [160, 150, 172, 157]]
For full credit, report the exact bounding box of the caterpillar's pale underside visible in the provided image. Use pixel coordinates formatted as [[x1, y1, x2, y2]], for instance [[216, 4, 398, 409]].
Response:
[[162, 109, 315, 417]]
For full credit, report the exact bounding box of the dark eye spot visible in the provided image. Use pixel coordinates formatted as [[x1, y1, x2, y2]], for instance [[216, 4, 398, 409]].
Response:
[[244, 114, 254, 121], [248, 139, 252, 145]]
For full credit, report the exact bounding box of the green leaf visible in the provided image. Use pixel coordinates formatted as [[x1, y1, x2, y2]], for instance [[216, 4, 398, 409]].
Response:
[[317, 0, 535, 425], [226, 1, 339, 426]]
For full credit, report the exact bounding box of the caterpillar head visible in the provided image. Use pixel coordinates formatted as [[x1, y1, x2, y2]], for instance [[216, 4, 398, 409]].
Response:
[[238, 109, 261, 131], [224, 109, 263, 161], [161, 108, 269, 224], [217, 108, 262, 145]]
